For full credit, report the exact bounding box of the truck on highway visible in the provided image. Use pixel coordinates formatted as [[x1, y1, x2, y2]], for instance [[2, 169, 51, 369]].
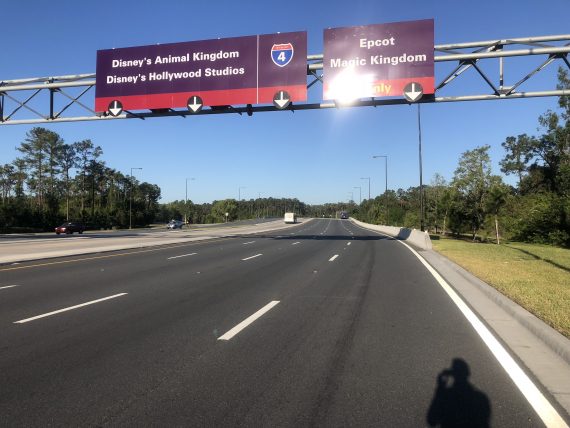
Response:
[[284, 212, 297, 224]]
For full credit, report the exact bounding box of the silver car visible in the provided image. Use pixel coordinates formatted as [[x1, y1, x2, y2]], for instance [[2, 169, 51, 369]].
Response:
[[167, 220, 184, 229]]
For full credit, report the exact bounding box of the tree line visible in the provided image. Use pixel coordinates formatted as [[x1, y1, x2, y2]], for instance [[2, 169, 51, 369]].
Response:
[[0, 127, 161, 232], [354, 68, 570, 246]]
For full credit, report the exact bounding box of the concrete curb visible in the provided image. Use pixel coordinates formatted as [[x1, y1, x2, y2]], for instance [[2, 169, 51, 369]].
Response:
[[423, 249, 570, 365], [349, 218, 432, 250]]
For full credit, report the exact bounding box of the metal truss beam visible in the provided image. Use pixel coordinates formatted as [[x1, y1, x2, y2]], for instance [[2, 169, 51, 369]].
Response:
[[1, 34, 569, 125]]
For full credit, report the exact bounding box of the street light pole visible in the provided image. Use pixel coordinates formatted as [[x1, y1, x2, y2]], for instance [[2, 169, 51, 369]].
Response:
[[372, 155, 388, 194], [129, 167, 142, 230], [185, 177, 195, 224], [238, 186, 246, 201], [353, 186, 362, 204], [348, 191, 354, 203], [360, 177, 370, 200], [418, 104, 425, 232]]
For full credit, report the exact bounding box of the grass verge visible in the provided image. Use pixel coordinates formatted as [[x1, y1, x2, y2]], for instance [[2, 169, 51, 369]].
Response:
[[431, 237, 570, 338]]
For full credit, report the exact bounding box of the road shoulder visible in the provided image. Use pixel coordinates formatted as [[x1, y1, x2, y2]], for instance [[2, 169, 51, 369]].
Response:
[[422, 249, 570, 420]]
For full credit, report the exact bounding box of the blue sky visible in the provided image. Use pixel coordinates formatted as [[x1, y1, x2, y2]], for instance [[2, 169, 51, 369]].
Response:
[[1, 0, 568, 204]]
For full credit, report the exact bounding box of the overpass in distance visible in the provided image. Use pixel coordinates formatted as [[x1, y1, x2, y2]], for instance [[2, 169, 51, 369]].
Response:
[[0, 218, 568, 426]]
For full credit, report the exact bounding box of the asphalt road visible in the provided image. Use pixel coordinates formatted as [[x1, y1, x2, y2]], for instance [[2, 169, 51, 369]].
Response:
[[0, 219, 296, 265], [0, 218, 560, 426]]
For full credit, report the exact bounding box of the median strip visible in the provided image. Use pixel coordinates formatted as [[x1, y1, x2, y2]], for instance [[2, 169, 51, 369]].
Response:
[[167, 252, 197, 260], [14, 293, 128, 324], [242, 254, 262, 261], [218, 301, 280, 341]]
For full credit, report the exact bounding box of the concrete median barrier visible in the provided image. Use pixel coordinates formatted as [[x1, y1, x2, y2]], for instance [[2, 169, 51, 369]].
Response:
[[349, 218, 432, 251]]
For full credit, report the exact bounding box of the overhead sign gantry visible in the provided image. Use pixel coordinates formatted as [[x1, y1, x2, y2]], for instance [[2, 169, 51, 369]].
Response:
[[0, 20, 569, 125]]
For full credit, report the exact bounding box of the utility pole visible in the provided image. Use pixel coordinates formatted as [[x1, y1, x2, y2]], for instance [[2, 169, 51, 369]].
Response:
[[418, 104, 425, 232], [360, 177, 370, 200], [185, 177, 195, 224], [129, 167, 142, 230], [372, 155, 388, 194], [353, 186, 362, 204]]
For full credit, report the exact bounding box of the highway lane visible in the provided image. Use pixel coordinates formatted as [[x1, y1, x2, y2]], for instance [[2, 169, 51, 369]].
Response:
[[0, 218, 564, 426], [0, 218, 302, 265]]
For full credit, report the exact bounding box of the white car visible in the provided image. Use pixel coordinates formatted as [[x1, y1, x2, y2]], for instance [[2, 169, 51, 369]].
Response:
[[167, 220, 184, 229]]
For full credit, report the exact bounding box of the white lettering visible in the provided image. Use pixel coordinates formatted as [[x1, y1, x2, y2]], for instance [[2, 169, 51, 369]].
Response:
[[111, 58, 145, 68], [154, 54, 190, 65], [370, 53, 427, 66], [193, 50, 240, 62], [329, 57, 367, 68], [359, 37, 396, 49], [148, 69, 202, 81], [204, 67, 245, 77], [106, 75, 140, 84]]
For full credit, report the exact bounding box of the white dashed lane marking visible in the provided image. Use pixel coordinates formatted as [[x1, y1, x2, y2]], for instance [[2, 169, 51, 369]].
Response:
[[167, 253, 197, 260], [218, 301, 280, 341], [14, 293, 128, 324]]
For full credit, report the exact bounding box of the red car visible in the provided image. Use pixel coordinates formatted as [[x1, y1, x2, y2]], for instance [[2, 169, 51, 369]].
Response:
[[55, 222, 85, 235]]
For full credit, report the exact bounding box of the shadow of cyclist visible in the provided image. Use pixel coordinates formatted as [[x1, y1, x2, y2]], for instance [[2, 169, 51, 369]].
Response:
[[427, 358, 491, 428]]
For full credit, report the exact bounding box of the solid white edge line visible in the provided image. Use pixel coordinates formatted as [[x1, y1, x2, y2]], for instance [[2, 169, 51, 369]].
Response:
[[243, 241, 256, 245], [242, 253, 262, 261], [329, 254, 339, 261], [14, 293, 128, 324], [401, 243, 568, 428], [218, 300, 280, 341], [355, 222, 567, 428], [167, 252, 197, 260], [0, 285, 20, 290]]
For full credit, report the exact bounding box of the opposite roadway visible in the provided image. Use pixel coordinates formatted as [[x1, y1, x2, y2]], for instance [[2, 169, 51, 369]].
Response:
[[0, 218, 560, 426]]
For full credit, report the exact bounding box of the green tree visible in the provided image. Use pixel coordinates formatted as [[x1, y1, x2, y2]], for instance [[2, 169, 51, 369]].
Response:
[[452, 145, 493, 240], [74, 139, 102, 215], [17, 127, 61, 210], [485, 180, 509, 244], [211, 199, 238, 222], [500, 134, 533, 186], [59, 144, 78, 220]]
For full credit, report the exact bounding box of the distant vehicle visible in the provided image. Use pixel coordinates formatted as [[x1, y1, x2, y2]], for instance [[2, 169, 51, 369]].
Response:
[[167, 220, 184, 229], [340, 211, 349, 219], [55, 222, 85, 235], [284, 212, 297, 224]]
